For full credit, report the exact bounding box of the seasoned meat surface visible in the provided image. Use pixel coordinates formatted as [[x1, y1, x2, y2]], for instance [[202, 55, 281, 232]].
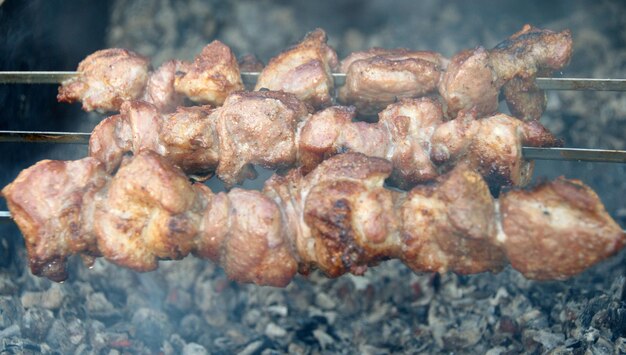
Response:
[[142, 59, 185, 112], [430, 111, 561, 189], [499, 177, 626, 280], [439, 25, 572, 119], [491, 25, 572, 120], [213, 91, 311, 186], [438, 47, 499, 119], [174, 40, 244, 106], [298, 98, 443, 189], [58, 48, 150, 112], [89, 101, 217, 177], [95, 151, 204, 272], [401, 167, 505, 274], [1, 158, 108, 281], [255, 29, 339, 109], [339, 48, 446, 116]]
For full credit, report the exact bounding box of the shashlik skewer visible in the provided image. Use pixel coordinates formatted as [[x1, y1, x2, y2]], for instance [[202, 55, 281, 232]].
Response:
[[3, 71, 626, 92], [2, 151, 624, 285], [80, 94, 559, 189], [2, 25, 576, 119], [0, 128, 623, 164]]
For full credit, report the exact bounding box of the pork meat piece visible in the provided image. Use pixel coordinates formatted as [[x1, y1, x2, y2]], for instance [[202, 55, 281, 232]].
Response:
[[58, 48, 150, 112], [174, 40, 244, 106], [213, 91, 311, 186], [298, 97, 443, 189], [142, 60, 185, 112], [339, 48, 446, 116], [89, 101, 218, 177], [430, 111, 561, 189], [499, 177, 626, 280], [255, 29, 339, 109], [401, 166, 506, 274], [94, 151, 205, 272], [1, 158, 108, 281]]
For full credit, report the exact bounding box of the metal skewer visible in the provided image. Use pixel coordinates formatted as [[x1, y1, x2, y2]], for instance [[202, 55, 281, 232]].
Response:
[[2, 71, 626, 91], [0, 131, 91, 144], [1, 130, 625, 163]]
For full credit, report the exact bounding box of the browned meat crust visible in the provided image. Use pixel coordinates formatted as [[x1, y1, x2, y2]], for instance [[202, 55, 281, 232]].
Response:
[[58, 48, 150, 112], [499, 177, 625, 280], [492, 25, 572, 120], [298, 98, 442, 189], [89, 101, 218, 178], [90, 96, 559, 190], [4, 153, 624, 285], [401, 167, 505, 274], [212, 91, 312, 185], [438, 47, 498, 119], [142, 60, 185, 112], [1, 158, 108, 281], [439, 25, 572, 119], [430, 110, 561, 189], [338, 48, 446, 116], [174, 40, 245, 106], [255, 29, 339, 109]]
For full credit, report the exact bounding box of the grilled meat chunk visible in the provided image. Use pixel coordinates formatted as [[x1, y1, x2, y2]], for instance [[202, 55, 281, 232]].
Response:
[[438, 47, 499, 119], [214, 91, 311, 185], [339, 48, 446, 116], [401, 167, 505, 274], [430, 111, 561, 189], [499, 177, 626, 280], [174, 40, 244, 106], [95, 151, 204, 272], [142, 60, 184, 112], [439, 25, 572, 119], [1, 158, 108, 281], [58, 48, 150, 112], [265, 153, 402, 278], [255, 29, 339, 109], [89, 101, 218, 177], [299, 98, 442, 188]]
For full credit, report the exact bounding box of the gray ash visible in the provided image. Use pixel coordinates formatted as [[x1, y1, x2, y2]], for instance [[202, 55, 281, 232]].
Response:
[[1, 0, 626, 353]]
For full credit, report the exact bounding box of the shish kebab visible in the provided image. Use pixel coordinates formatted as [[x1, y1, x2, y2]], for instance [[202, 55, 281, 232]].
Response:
[[3, 71, 626, 91], [4, 25, 577, 119], [2, 151, 624, 285]]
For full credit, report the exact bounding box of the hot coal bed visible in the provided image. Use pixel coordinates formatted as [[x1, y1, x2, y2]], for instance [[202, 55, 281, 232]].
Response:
[[1, 1, 625, 354]]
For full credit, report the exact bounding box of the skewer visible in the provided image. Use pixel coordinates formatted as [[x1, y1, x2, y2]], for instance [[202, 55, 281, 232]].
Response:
[[0, 131, 90, 144], [1, 130, 625, 163], [2, 71, 626, 91]]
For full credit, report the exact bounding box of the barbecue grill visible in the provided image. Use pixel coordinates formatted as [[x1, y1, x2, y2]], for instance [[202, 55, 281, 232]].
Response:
[[1, 1, 625, 353]]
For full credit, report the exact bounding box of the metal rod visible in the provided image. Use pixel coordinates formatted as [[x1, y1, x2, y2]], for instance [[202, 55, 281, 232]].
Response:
[[0, 209, 624, 235], [522, 147, 626, 163], [2, 71, 626, 91], [1, 130, 624, 163], [534, 78, 626, 91], [0, 131, 91, 144], [0, 71, 78, 84]]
